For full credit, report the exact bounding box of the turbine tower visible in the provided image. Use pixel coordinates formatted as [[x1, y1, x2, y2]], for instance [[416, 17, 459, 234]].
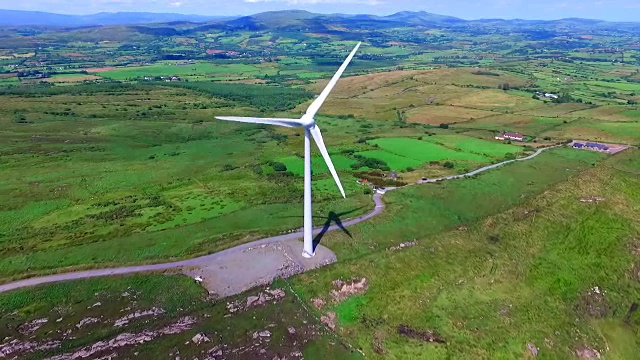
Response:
[[216, 42, 361, 258]]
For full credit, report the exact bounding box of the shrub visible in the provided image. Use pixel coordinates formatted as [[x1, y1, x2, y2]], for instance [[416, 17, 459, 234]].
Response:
[[443, 161, 455, 169], [272, 162, 287, 172]]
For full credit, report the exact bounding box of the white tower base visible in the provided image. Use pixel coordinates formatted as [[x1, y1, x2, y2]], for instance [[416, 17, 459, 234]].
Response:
[[302, 128, 315, 258]]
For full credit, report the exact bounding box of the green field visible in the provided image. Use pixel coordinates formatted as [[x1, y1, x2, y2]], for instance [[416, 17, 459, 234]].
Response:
[[361, 138, 491, 169], [583, 80, 640, 92], [425, 134, 523, 157], [277, 154, 357, 176], [98, 63, 265, 79], [356, 149, 424, 170]]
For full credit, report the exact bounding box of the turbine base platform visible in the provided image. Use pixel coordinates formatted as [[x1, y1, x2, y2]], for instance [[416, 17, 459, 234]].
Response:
[[182, 239, 336, 298]]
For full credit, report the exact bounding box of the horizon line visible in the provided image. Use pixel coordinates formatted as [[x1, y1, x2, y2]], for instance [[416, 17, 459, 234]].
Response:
[[0, 8, 635, 24]]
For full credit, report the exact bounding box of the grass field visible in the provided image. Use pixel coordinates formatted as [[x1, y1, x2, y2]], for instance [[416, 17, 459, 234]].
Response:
[[289, 148, 637, 359], [425, 134, 523, 158], [277, 155, 357, 176], [363, 137, 492, 168], [583, 80, 640, 92], [98, 63, 267, 80], [0, 85, 374, 281]]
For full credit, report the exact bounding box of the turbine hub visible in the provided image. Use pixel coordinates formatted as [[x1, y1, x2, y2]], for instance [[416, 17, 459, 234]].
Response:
[[301, 114, 315, 128]]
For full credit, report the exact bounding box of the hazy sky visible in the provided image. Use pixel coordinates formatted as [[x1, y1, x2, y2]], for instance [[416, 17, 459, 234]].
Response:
[[3, 0, 640, 21]]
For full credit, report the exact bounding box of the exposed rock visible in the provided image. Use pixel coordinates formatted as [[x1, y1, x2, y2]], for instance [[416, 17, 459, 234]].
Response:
[[87, 302, 102, 309], [330, 278, 368, 303], [287, 327, 296, 335], [76, 317, 100, 329], [398, 325, 446, 344], [580, 196, 606, 203], [311, 297, 326, 310], [44, 317, 196, 360], [527, 343, 539, 357], [0, 339, 60, 358], [204, 345, 224, 360], [388, 241, 418, 252], [577, 286, 608, 318], [373, 331, 386, 355], [576, 347, 601, 359], [192, 333, 210, 345], [18, 318, 48, 335], [253, 330, 271, 339], [227, 288, 285, 314], [95, 353, 117, 360], [246, 296, 260, 308], [114, 307, 165, 327], [321, 312, 337, 331]]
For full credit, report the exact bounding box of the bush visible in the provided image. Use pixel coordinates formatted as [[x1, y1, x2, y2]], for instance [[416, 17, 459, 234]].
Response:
[[439, 123, 449, 129], [250, 165, 263, 175], [221, 164, 238, 172], [351, 155, 390, 172], [272, 162, 287, 172], [443, 161, 455, 169]]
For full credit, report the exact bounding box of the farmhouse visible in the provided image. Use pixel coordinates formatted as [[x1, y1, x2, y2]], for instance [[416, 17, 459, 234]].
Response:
[[585, 142, 609, 151], [571, 141, 614, 153], [495, 132, 525, 141]]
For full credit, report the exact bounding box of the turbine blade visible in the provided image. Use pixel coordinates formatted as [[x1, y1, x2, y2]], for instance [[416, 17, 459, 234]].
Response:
[[216, 116, 304, 128], [309, 125, 346, 198], [305, 42, 361, 119]]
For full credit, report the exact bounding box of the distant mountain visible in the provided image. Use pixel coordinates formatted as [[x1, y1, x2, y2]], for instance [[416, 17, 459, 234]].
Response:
[[384, 11, 465, 25], [0, 9, 230, 26], [1, 8, 637, 35], [212, 10, 468, 32]]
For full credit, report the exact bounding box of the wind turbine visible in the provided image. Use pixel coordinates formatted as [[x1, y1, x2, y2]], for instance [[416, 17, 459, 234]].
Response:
[[216, 42, 361, 258]]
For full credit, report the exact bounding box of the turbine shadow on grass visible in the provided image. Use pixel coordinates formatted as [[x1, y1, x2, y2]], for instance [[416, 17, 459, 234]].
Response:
[[312, 207, 361, 252]]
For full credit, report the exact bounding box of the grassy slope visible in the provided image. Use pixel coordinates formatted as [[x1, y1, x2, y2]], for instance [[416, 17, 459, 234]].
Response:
[[290, 148, 640, 359]]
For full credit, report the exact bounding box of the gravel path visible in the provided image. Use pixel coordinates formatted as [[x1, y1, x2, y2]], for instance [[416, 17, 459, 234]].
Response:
[[0, 146, 556, 294]]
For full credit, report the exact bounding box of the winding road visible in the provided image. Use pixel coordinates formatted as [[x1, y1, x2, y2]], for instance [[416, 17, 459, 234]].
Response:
[[0, 146, 555, 294]]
